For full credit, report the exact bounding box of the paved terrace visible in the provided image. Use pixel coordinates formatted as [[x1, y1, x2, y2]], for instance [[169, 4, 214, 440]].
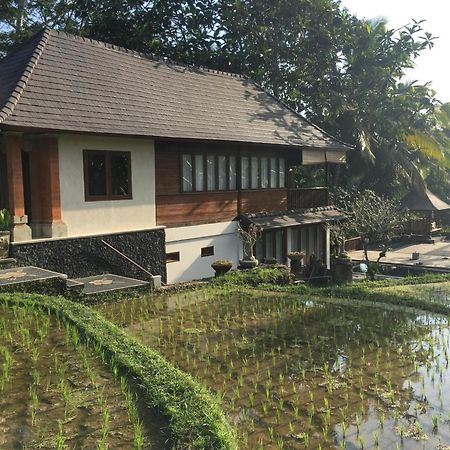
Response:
[[348, 239, 450, 271]]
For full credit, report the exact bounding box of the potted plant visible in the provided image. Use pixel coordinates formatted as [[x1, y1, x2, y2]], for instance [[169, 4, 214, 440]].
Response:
[[288, 251, 304, 277], [332, 251, 353, 283], [0, 209, 11, 259], [237, 222, 261, 269], [211, 259, 233, 277]]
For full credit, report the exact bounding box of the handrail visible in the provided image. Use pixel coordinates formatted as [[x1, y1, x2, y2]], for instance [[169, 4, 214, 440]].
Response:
[[101, 239, 165, 286]]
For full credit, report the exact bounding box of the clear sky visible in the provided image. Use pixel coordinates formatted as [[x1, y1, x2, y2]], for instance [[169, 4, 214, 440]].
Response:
[[340, 0, 450, 103]]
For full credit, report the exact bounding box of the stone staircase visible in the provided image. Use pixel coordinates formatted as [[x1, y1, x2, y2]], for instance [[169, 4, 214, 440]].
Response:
[[0, 265, 152, 298]]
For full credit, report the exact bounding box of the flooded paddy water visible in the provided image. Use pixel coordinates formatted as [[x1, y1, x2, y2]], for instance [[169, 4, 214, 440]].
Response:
[[97, 286, 450, 449], [0, 303, 165, 449]]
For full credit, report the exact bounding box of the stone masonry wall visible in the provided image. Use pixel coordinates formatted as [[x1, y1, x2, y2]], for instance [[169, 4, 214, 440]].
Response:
[[10, 228, 167, 283]]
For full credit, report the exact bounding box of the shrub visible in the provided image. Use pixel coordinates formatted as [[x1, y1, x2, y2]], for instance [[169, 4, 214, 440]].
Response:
[[212, 267, 293, 287]]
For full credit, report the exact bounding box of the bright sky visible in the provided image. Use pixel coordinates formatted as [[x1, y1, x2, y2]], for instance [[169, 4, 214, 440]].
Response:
[[340, 0, 450, 103]]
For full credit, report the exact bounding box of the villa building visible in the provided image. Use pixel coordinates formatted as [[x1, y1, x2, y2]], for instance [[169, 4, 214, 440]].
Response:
[[0, 28, 350, 284]]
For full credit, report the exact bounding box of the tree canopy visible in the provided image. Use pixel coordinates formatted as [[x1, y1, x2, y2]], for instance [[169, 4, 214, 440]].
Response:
[[1, 0, 447, 200]]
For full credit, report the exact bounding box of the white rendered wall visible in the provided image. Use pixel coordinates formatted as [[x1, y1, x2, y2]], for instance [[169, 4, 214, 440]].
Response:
[[58, 135, 156, 237], [165, 221, 242, 284]]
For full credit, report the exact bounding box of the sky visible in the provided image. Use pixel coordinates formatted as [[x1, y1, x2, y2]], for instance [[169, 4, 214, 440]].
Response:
[[340, 0, 450, 103]]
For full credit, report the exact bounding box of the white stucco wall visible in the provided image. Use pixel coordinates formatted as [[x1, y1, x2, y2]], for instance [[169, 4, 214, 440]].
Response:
[[165, 221, 242, 284], [58, 134, 156, 237]]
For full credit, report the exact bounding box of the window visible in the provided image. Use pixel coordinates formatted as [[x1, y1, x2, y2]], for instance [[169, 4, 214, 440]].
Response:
[[201, 246, 214, 257], [254, 229, 286, 264], [229, 156, 237, 190], [279, 158, 286, 188], [181, 154, 237, 192], [207, 154, 216, 191], [241, 156, 249, 189], [261, 157, 269, 188], [251, 157, 259, 189], [218, 156, 227, 190], [182, 155, 193, 192], [241, 156, 286, 190], [270, 157, 277, 188], [84, 150, 131, 201], [166, 252, 180, 263], [194, 154, 204, 192]]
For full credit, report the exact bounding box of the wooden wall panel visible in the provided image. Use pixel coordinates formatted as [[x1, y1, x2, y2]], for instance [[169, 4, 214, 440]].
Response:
[[156, 192, 238, 226], [240, 190, 287, 214], [155, 148, 179, 195]]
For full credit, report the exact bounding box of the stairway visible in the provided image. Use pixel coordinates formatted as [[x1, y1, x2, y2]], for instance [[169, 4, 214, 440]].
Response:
[[0, 265, 150, 297]]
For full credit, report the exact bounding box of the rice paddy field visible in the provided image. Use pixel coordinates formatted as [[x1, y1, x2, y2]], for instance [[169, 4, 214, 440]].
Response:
[[97, 286, 450, 449], [0, 302, 165, 449]]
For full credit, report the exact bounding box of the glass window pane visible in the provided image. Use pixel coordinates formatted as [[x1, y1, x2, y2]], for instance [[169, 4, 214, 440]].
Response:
[[229, 156, 236, 190], [265, 232, 273, 258], [207, 155, 216, 191], [279, 158, 286, 188], [261, 157, 268, 188], [182, 154, 193, 192], [251, 156, 259, 189], [110, 153, 130, 196], [275, 230, 283, 262], [241, 157, 249, 190], [218, 156, 227, 190], [195, 154, 204, 192], [87, 153, 107, 196], [255, 236, 263, 261], [290, 228, 298, 253], [270, 157, 277, 188]]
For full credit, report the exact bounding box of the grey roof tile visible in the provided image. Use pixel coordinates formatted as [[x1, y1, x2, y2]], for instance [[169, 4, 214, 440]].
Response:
[[0, 29, 351, 151]]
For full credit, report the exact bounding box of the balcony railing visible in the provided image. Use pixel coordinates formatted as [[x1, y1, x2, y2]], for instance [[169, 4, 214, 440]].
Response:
[[287, 187, 329, 210]]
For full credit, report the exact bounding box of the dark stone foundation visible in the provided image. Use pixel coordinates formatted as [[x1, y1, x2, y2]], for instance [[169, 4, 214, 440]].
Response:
[[10, 227, 167, 283]]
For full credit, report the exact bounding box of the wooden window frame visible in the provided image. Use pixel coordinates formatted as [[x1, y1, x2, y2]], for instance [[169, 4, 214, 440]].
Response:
[[201, 246, 214, 257], [83, 150, 132, 202], [181, 153, 238, 193], [166, 251, 180, 263], [241, 155, 286, 191]]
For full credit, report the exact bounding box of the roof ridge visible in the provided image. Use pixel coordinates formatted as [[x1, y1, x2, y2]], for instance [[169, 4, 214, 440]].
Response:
[[249, 79, 354, 150], [0, 27, 51, 123], [51, 28, 246, 79]]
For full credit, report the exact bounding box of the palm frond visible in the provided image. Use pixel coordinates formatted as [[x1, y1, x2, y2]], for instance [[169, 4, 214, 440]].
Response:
[[403, 132, 447, 164]]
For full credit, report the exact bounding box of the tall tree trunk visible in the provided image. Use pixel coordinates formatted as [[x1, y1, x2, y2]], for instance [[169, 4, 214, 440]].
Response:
[[16, 0, 27, 32]]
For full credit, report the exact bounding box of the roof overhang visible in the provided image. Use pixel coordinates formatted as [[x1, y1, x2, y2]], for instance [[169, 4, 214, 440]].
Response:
[[238, 206, 346, 230], [302, 148, 347, 165]]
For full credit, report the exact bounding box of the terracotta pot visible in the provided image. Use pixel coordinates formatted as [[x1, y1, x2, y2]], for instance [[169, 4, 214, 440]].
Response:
[[211, 263, 232, 277], [0, 231, 10, 259]]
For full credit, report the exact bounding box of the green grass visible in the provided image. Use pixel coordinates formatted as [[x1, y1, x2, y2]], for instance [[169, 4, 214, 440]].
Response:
[[0, 293, 237, 450], [214, 268, 450, 315]]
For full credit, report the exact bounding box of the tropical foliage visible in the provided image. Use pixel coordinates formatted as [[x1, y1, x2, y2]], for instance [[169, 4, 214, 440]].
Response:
[[1, 0, 449, 198]]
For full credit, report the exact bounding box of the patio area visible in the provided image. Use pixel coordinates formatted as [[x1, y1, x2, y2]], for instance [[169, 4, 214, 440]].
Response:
[[348, 238, 450, 271]]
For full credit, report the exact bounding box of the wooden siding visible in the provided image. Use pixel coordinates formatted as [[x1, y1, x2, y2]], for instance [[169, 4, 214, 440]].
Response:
[[240, 190, 287, 214], [287, 187, 329, 210], [155, 140, 296, 226], [157, 192, 238, 226]]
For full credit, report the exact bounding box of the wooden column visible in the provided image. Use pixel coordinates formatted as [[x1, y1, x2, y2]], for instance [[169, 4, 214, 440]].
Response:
[[29, 136, 67, 238], [4, 134, 32, 241]]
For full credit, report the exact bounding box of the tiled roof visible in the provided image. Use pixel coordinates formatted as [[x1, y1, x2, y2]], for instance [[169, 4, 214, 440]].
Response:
[[239, 206, 347, 229], [401, 189, 450, 211], [0, 28, 351, 151]]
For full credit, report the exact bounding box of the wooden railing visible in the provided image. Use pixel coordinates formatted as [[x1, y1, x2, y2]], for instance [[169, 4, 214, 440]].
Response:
[[287, 187, 329, 210]]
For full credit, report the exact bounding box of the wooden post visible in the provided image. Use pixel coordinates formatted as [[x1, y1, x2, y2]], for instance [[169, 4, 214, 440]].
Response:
[[4, 134, 32, 241], [28, 136, 67, 238]]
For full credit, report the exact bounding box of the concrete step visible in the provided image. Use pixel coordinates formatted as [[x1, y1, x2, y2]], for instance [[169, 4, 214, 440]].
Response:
[[0, 258, 17, 270], [71, 274, 150, 295], [0, 266, 67, 294]]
